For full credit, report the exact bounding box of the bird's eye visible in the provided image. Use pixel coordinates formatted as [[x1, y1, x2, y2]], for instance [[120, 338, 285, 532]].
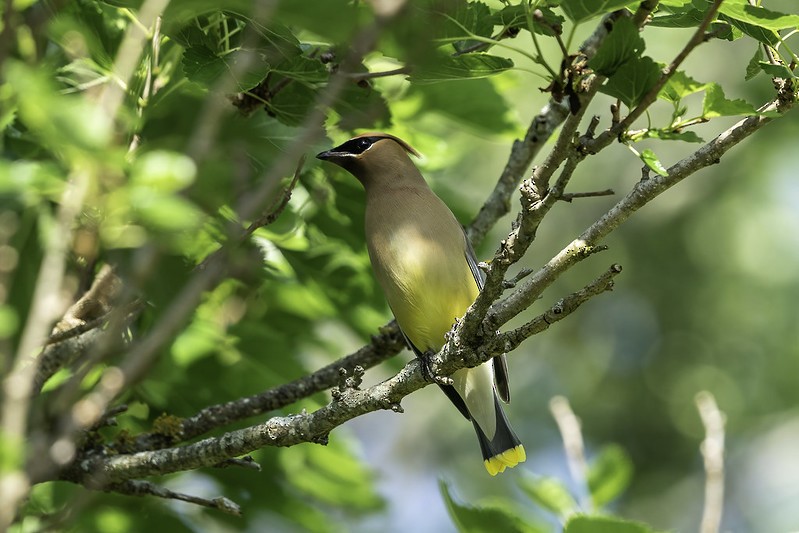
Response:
[[357, 138, 372, 150]]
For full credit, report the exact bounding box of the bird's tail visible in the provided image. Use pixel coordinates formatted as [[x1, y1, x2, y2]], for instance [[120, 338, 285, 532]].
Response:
[[472, 396, 526, 476]]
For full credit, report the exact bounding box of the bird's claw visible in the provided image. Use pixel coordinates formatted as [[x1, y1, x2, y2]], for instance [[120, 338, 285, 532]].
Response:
[[420, 350, 453, 386]]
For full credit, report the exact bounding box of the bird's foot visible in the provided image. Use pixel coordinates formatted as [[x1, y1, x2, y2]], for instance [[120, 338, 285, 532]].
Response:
[[420, 349, 453, 387]]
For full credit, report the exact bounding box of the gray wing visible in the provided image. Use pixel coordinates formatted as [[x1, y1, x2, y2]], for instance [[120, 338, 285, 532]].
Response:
[[463, 228, 511, 404]]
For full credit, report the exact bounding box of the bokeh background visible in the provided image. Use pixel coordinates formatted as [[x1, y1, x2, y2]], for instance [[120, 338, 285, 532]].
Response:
[[4, 0, 797, 531]]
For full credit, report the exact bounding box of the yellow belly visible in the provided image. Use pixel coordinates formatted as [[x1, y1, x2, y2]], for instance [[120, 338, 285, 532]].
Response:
[[373, 225, 479, 353]]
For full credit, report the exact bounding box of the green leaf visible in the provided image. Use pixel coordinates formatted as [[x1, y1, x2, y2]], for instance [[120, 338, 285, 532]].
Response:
[[701, 83, 757, 118], [758, 61, 796, 79], [5, 61, 113, 158], [280, 435, 384, 512], [518, 474, 578, 518], [131, 151, 197, 193], [440, 481, 539, 533], [162, 0, 252, 25], [443, 1, 494, 53], [0, 160, 65, 205], [710, 20, 742, 41], [334, 83, 391, 131], [659, 70, 705, 103], [649, 9, 704, 28], [718, 2, 799, 31], [273, 0, 364, 42], [0, 305, 19, 339], [560, 0, 641, 23], [267, 82, 317, 127], [587, 445, 634, 507], [600, 56, 661, 107], [640, 149, 669, 177], [588, 17, 645, 76], [181, 46, 270, 90], [269, 55, 328, 84], [491, 5, 565, 36], [408, 78, 518, 134], [130, 192, 203, 232], [410, 54, 514, 84], [565, 515, 662, 533], [719, 14, 779, 46], [745, 47, 764, 80], [636, 130, 705, 143], [659, 0, 693, 6]]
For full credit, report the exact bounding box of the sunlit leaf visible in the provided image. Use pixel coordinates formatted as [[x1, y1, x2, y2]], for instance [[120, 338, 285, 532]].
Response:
[[131, 151, 197, 193], [701, 83, 757, 118], [587, 444, 634, 507], [745, 47, 764, 80], [719, 14, 780, 46], [518, 474, 578, 519], [280, 435, 384, 512], [650, 9, 705, 28], [408, 77, 518, 133], [130, 192, 204, 232], [588, 17, 645, 77], [560, 0, 641, 23], [0, 305, 19, 339], [635, 130, 705, 143], [410, 54, 514, 84], [717, 1, 799, 31], [441, 1, 494, 53], [491, 4, 564, 35], [640, 149, 669, 177], [440, 481, 540, 533], [565, 515, 663, 533], [600, 55, 661, 107], [659, 70, 705, 103], [757, 61, 796, 80]]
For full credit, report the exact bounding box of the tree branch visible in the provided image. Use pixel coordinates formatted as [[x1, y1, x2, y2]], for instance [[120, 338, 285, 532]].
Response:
[[62, 269, 616, 483], [486, 98, 791, 331], [696, 391, 726, 533], [550, 396, 591, 511], [466, 0, 661, 245], [128, 322, 405, 452]]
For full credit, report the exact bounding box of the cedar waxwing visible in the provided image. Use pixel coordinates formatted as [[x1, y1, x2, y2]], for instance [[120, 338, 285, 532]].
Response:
[[317, 133, 525, 475]]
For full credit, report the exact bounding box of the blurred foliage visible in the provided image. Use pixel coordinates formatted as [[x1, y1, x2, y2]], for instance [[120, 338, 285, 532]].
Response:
[[1, 0, 797, 531]]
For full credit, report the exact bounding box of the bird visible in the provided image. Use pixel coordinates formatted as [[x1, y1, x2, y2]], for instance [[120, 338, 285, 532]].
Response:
[[317, 132, 525, 475]]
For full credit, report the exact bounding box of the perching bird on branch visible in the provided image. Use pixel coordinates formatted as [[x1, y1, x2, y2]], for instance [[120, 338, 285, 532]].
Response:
[[317, 133, 525, 475]]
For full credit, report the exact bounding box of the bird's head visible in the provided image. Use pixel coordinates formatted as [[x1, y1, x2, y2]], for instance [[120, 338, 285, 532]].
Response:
[[316, 132, 421, 187]]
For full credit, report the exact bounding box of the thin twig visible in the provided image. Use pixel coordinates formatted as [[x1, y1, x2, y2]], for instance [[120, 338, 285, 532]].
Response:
[[557, 189, 615, 202], [88, 405, 129, 432], [550, 396, 591, 511], [213, 456, 261, 471], [105, 480, 242, 516], [129, 15, 163, 153], [495, 264, 620, 353], [696, 391, 726, 533], [243, 155, 305, 238]]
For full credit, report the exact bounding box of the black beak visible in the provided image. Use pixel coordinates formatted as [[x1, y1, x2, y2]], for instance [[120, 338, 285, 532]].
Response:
[[316, 150, 335, 161]]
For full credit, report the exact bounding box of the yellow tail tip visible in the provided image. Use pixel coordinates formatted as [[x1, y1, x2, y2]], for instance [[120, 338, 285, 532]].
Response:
[[484, 445, 526, 476]]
